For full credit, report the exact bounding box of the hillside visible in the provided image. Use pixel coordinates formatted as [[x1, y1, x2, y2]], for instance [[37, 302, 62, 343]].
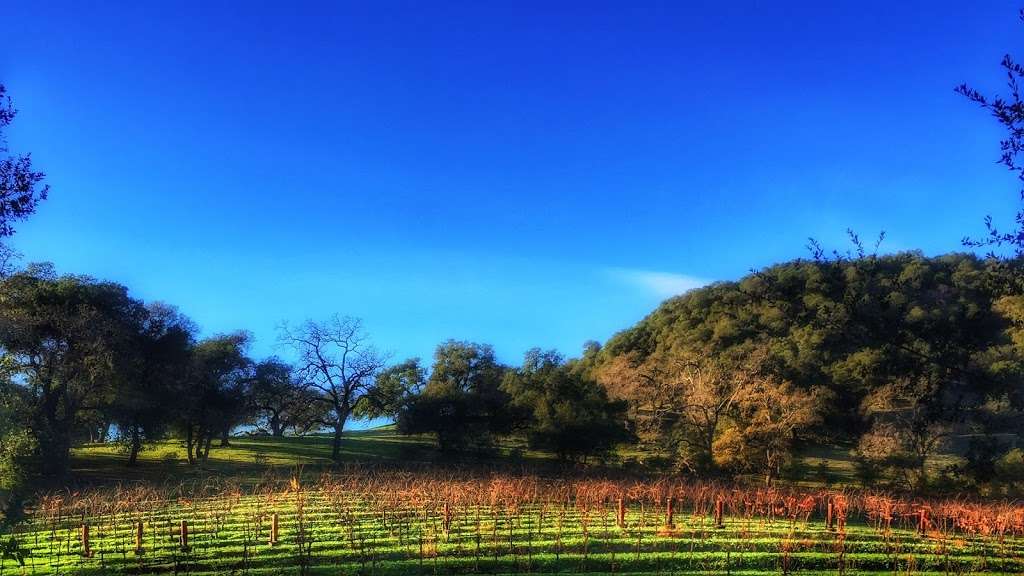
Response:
[[590, 252, 1024, 492]]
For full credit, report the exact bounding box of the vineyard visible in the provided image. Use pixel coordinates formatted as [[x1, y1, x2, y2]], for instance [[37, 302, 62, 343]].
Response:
[[4, 468, 1024, 575]]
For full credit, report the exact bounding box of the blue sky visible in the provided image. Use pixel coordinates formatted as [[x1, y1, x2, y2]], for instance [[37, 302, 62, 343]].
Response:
[[2, 1, 1022, 370]]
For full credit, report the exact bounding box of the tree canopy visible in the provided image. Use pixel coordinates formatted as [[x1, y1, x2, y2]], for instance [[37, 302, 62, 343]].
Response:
[[0, 84, 47, 240], [591, 252, 1023, 488]]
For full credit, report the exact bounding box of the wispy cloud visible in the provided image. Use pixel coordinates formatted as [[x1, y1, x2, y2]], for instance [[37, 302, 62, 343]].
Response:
[[607, 268, 710, 298]]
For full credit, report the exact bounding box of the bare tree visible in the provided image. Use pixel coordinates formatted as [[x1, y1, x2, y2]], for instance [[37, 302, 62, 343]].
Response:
[[278, 316, 386, 461], [596, 352, 680, 441], [597, 351, 741, 473], [669, 358, 744, 473], [727, 373, 823, 486]]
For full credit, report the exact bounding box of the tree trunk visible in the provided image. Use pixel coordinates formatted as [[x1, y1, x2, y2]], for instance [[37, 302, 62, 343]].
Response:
[[703, 425, 717, 471], [219, 425, 231, 447], [330, 407, 351, 462], [764, 449, 777, 487], [36, 414, 72, 478], [271, 413, 283, 437], [915, 458, 928, 492], [186, 424, 196, 464], [39, 432, 71, 477], [331, 423, 343, 461], [127, 426, 141, 466], [36, 392, 72, 478]]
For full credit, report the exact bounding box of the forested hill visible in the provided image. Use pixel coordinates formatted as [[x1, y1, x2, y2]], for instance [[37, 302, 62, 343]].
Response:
[[589, 252, 1024, 488]]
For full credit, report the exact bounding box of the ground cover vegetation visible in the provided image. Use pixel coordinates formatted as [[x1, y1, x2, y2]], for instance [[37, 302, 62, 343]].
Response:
[[4, 468, 1024, 575]]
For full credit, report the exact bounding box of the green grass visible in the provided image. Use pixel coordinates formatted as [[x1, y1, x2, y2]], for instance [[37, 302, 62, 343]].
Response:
[[70, 426, 453, 485], [69, 427, 976, 490], [8, 491, 1022, 575], [68, 427, 562, 485], [31, 431, 1014, 574], [796, 444, 964, 481]]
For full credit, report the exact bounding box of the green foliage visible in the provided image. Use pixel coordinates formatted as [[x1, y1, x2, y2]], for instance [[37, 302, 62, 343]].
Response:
[[0, 84, 48, 239], [595, 252, 1023, 486], [960, 436, 1007, 487], [0, 383, 33, 554], [399, 341, 516, 453], [177, 332, 253, 463], [0, 428, 35, 495], [994, 448, 1024, 492], [357, 358, 425, 420], [249, 358, 326, 436], [503, 349, 631, 462], [0, 265, 148, 476], [109, 303, 196, 465], [0, 382, 35, 495]]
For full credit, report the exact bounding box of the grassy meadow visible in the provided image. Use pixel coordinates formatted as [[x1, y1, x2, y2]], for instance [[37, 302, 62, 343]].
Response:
[[67, 427, 965, 488]]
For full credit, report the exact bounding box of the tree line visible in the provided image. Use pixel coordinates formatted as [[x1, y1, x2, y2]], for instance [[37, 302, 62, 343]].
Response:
[[0, 264, 633, 483], [6, 248, 1023, 494], [591, 251, 1024, 492]]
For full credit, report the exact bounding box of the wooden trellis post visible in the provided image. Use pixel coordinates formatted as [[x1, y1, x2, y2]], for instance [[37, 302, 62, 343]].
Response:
[[714, 498, 724, 528], [665, 497, 675, 529], [616, 497, 626, 529], [918, 508, 928, 535], [134, 521, 145, 555], [826, 498, 835, 531], [81, 524, 93, 558], [269, 512, 280, 545], [443, 502, 453, 533], [179, 520, 190, 551]]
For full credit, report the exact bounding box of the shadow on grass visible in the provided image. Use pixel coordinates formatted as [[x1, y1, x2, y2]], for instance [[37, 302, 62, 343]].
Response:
[[69, 427, 444, 486], [68, 426, 576, 488]]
